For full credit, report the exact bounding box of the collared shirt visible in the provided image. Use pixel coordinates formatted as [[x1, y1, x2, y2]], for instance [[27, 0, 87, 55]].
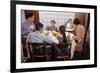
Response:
[[26, 31, 58, 44], [21, 20, 35, 38], [46, 26, 58, 31]]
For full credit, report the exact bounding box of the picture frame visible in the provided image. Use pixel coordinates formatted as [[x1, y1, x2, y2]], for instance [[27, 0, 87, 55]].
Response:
[[11, 0, 97, 72]]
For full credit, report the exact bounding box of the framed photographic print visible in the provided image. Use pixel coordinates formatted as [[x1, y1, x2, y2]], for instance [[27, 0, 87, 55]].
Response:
[[11, 0, 97, 72]]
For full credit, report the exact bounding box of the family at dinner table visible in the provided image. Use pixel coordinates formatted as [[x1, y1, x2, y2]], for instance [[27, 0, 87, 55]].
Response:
[[21, 13, 85, 61]]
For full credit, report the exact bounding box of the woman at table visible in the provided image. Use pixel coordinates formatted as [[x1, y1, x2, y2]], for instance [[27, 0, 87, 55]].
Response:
[[65, 19, 75, 32], [57, 25, 76, 59]]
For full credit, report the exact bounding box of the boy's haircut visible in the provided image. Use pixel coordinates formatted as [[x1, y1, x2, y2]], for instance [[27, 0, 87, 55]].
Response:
[[73, 18, 81, 25], [50, 20, 56, 24], [35, 22, 43, 30], [26, 12, 34, 19]]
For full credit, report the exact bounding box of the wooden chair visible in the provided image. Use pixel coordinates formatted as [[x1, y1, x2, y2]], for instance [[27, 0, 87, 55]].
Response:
[[27, 42, 48, 62], [74, 42, 84, 60], [54, 43, 71, 61], [21, 38, 28, 62]]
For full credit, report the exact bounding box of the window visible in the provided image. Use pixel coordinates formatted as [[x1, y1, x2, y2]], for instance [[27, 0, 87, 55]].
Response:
[[39, 11, 75, 29]]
